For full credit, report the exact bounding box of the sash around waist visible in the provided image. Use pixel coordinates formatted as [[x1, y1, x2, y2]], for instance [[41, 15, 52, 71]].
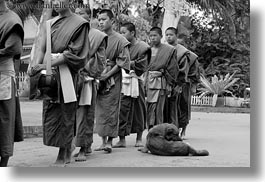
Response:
[[0, 57, 15, 77], [147, 71, 166, 90]]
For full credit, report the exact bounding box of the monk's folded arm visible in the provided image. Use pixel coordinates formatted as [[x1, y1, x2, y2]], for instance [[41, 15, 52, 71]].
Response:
[[84, 40, 107, 77], [105, 65, 120, 78], [60, 24, 90, 73], [51, 54, 65, 67], [0, 31, 22, 59], [165, 52, 179, 86], [177, 55, 189, 83], [132, 53, 149, 76], [116, 46, 130, 73]]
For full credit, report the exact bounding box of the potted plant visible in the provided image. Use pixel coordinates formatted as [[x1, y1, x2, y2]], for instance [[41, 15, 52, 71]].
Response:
[[198, 71, 240, 107]]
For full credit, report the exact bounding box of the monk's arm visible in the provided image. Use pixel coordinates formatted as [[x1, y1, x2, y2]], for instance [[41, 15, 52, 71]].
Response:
[[188, 57, 200, 84], [102, 46, 130, 79], [0, 30, 22, 59], [84, 39, 107, 78], [115, 46, 130, 73], [34, 27, 46, 65], [130, 48, 150, 76], [164, 50, 179, 86], [177, 54, 189, 83], [61, 24, 90, 73]]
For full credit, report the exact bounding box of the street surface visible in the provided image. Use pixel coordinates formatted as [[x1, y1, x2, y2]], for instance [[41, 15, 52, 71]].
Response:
[[9, 101, 250, 167]]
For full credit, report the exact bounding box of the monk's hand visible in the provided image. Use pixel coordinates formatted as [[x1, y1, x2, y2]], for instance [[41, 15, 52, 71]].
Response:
[[31, 64, 46, 75], [99, 73, 110, 81], [95, 80, 100, 90]]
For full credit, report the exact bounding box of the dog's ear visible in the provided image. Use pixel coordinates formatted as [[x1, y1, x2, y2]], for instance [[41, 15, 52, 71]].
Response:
[[165, 127, 182, 141], [165, 128, 174, 141]]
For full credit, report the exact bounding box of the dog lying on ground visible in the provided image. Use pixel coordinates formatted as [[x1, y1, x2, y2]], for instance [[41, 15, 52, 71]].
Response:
[[138, 123, 209, 156]]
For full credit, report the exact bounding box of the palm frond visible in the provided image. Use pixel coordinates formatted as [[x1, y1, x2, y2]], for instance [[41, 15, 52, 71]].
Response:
[[199, 71, 239, 96]]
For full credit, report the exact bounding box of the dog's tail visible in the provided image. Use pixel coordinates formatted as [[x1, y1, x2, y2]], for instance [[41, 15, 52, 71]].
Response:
[[194, 149, 209, 156]]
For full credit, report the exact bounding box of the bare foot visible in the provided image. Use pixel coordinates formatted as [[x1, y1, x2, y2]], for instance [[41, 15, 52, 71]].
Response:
[[103, 143, 112, 153], [85, 147, 92, 156], [75, 149, 86, 162], [135, 140, 144, 147], [51, 159, 66, 167], [180, 127, 186, 139], [74, 146, 92, 157], [51, 148, 67, 167], [94, 144, 106, 151], [65, 148, 72, 164], [138, 146, 149, 153], [113, 140, 126, 148]]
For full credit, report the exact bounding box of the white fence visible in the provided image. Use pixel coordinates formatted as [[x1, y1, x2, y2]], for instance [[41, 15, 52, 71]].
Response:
[[191, 95, 245, 107], [191, 96, 213, 106], [16, 72, 28, 93]]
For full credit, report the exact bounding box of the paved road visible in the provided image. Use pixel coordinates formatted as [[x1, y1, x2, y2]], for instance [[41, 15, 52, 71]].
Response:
[[10, 103, 250, 167]]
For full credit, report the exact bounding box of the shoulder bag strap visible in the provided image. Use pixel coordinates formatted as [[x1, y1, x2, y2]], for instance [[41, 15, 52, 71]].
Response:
[[45, 20, 52, 76]]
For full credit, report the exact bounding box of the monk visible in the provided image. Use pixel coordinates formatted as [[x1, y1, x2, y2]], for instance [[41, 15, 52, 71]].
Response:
[[0, 0, 24, 167], [74, 7, 107, 162], [31, 0, 90, 166], [165, 27, 200, 138], [146, 27, 178, 130], [138, 123, 209, 156], [113, 22, 150, 148], [95, 9, 130, 153]]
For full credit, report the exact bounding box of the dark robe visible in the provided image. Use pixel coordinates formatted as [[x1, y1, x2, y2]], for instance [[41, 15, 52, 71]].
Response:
[[118, 40, 150, 136], [164, 44, 189, 127], [175, 45, 199, 128], [146, 43, 178, 129], [75, 28, 107, 147], [42, 14, 90, 148], [145, 123, 209, 156], [95, 31, 130, 138], [0, 9, 24, 157]]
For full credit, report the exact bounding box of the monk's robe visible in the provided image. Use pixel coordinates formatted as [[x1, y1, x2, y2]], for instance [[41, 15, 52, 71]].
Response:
[[174, 44, 199, 129], [95, 31, 130, 138], [42, 14, 90, 148], [163, 44, 189, 127], [75, 28, 107, 147], [118, 40, 151, 136], [146, 43, 178, 129], [186, 50, 200, 120], [0, 9, 24, 157]]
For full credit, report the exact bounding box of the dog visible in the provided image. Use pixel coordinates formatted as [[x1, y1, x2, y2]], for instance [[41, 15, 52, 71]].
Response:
[[138, 123, 209, 156]]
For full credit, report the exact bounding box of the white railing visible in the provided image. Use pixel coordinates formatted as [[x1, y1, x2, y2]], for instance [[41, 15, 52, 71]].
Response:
[[16, 72, 28, 93], [191, 96, 213, 106], [191, 95, 245, 107]]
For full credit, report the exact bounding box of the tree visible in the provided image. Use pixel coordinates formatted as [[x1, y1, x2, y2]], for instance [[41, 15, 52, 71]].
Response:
[[184, 0, 250, 97]]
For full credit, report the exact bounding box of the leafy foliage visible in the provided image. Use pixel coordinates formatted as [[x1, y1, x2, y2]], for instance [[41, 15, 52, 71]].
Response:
[[7, 0, 43, 22], [198, 72, 240, 97], [183, 0, 250, 97]]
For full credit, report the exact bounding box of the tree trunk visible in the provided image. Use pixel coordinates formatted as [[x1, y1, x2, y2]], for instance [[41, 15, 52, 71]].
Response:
[[21, 0, 53, 97], [161, 8, 180, 43], [212, 94, 218, 107]]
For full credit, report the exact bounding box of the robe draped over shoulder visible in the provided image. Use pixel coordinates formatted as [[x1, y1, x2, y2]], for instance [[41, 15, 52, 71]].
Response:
[[96, 31, 130, 138], [0, 9, 24, 157], [42, 14, 90, 148], [84, 28, 107, 79], [118, 40, 150, 136], [147, 44, 178, 86]]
